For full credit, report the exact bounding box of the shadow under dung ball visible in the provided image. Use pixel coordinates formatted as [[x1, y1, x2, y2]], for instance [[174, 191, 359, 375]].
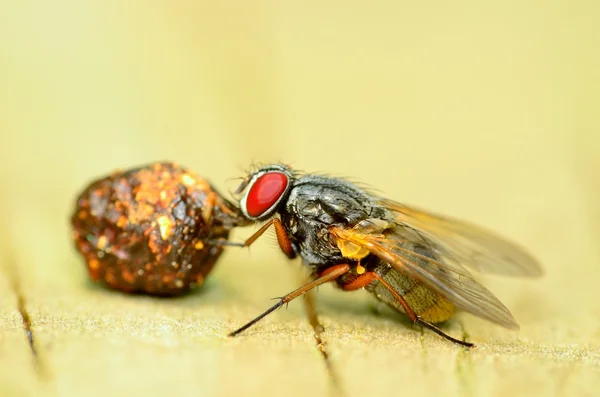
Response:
[[70, 162, 250, 296]]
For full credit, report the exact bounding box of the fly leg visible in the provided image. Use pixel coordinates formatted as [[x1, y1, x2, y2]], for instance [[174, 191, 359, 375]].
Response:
[[228, 264, 351, 337], [303, 288, 345, 396], [204, 218, 296, 258], [340, 271, 475, 348], [303, 289, 326, 343]]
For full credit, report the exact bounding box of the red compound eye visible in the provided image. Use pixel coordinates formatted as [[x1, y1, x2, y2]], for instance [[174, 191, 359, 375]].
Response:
[[244, 172, 289, 218]]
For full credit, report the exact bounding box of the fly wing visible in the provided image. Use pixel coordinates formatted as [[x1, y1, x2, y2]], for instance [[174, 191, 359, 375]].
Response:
[[378, 199, 543, 277], [330, 224, 520, 329]]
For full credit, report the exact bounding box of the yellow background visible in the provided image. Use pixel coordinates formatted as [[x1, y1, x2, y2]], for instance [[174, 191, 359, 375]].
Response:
[[1, 2, 598, 397]]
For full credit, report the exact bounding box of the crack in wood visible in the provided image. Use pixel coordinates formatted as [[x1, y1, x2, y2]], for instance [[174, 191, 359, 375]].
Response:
[[3, 252, 46, 378], [455, 321, 475, 397], [16, 290, 37, 360]]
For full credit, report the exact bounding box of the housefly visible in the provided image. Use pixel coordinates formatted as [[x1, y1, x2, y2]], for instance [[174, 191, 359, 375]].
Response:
[[222, 163, 543, 347]]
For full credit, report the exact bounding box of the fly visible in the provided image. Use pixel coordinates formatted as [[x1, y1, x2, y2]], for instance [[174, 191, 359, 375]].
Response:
[[221, 164, 543, 348]]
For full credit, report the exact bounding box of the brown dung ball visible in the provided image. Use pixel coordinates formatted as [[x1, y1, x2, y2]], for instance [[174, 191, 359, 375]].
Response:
[[70, 162, 249, 296]]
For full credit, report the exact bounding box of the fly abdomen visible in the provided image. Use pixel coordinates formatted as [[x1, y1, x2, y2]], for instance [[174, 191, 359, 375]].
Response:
[[365, 261, 456, 324]]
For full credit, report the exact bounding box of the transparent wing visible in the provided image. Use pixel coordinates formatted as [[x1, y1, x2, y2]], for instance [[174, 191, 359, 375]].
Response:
[[378, 199, 543, 277], [330, 224, 520, 329]]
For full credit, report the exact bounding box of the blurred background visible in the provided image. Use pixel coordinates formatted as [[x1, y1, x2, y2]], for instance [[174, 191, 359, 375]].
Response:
[[0, 1, 599, 397]]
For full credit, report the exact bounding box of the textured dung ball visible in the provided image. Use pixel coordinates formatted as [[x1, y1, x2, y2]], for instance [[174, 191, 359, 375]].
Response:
[[70, 162, 249, 296]]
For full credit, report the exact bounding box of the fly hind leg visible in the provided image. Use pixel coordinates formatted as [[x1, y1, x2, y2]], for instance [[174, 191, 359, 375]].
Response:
[[339, 271, 475, 348]]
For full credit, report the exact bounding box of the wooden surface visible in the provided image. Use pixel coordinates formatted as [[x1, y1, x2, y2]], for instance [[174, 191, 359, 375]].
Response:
[[1, 1, 599, 397], [1, 218, 600, 397]]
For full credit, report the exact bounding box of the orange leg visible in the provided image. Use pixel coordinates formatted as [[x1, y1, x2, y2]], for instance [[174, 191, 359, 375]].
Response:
[[205, 218, 295, 259], [340, 271, 474, 348], [339, 272, 378, 291], [229, 264, 350, 337]]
